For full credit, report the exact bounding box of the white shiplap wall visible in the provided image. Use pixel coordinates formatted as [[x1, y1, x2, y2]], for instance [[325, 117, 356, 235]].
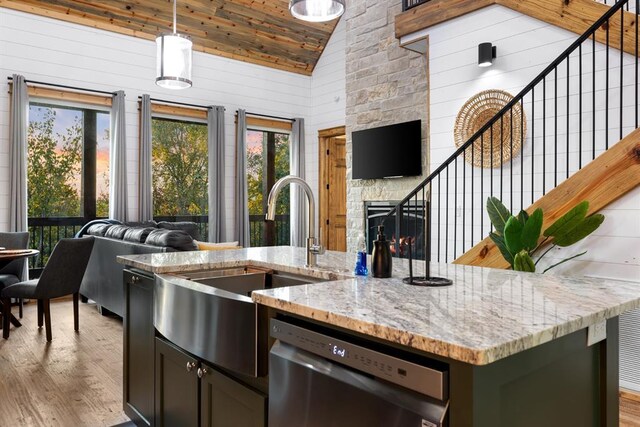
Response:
[[308, 18, 347, 226], [0, 7, 347, 239], [426, 5, 640, 390]]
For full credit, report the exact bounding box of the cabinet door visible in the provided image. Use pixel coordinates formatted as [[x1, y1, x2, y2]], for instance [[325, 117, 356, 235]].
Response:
[[200, 365, 266, 427], [155, 338, 199, 427], [123, 270, 155, 426]]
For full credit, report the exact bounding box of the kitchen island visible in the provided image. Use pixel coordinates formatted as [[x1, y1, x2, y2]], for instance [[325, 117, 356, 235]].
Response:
[[118, 246, 640, 426]]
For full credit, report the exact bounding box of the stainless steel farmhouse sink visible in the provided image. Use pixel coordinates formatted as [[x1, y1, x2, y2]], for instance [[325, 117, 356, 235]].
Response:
[[154, 267, 323, 378]]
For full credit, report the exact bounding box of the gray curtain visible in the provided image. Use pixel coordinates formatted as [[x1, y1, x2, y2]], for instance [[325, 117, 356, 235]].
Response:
[[139, 94, 153, 222], [290, 118, 306, 247], [208, 106, 226, 242], [109, 90, 128, 221], [235, 109, 249, 247], [9, 74, 29, 281]]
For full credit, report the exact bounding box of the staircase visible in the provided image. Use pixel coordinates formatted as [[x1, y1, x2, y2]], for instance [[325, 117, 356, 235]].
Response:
[[388, 0, 640, 267]]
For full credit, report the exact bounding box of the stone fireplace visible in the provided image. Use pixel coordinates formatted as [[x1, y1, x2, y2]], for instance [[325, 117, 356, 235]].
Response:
[[344, 0, 429, 252]]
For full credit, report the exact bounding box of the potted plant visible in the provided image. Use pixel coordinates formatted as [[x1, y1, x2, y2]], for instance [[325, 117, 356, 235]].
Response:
[[486, 197, 605, 273]]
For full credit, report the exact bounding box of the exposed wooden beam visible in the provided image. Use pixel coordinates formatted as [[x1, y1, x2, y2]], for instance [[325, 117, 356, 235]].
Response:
[[395, 0, 495, 38], [396, 0, 639, 58], [454, 128, 640, 268]]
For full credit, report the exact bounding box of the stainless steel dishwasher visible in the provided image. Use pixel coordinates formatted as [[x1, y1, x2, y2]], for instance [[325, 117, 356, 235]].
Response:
[[269, 318, 449, 427]]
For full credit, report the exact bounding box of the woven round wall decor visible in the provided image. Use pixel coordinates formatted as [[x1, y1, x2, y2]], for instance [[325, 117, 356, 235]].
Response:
[[453, 89, 526, 168]]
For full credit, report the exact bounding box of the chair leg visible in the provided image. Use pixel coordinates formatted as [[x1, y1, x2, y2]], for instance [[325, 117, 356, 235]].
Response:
[[37, 299, 43, 328], [2, 298, 11, 339], [43, 299, 52, 342], [18, 298, 23, 319], [73, 293, 79, 332]]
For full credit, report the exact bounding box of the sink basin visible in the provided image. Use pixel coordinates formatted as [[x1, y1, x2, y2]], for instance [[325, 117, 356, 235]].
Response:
[[154, 267, 323, 378], [169, 267, 322, 297]]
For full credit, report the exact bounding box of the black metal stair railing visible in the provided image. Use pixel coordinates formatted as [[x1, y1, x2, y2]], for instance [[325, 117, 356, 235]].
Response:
[[388, 0, 638, 264]]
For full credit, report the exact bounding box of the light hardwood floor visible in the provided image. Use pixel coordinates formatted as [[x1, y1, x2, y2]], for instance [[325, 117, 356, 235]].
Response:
[[0, 300, 639, 426], [0, 300, 129, 427]]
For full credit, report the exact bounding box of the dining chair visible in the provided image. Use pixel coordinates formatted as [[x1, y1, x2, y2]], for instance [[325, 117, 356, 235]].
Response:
[[0, 232, 30, 318], [1, 237, 95, 341]]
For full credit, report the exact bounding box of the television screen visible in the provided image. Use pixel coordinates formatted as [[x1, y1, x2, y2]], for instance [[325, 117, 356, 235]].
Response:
[[351, 120, 422, 179]]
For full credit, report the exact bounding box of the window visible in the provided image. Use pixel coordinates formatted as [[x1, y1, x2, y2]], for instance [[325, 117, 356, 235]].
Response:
[[246, 128, 291, 246], [151, 117, 208, 233], [27, 102, 110, 269]]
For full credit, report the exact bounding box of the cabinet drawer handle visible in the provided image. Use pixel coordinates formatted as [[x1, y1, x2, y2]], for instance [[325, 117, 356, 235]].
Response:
[[131, 276, 141, 284], [197, 367, 208, 378], [186, 361, 197, 372]]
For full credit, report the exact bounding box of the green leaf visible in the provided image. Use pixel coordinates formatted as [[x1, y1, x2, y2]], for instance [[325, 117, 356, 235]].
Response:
[[504, 216, 524, 254], [514, 250, 536, 272], [521, 208, 543, 251], [553, 214, 605, 247], [543, 201, 589, 237], [487, 197, 511, 235], [543, 251, 587, 273], [517, 210, 529, 226], [490, 232, 514, 267]]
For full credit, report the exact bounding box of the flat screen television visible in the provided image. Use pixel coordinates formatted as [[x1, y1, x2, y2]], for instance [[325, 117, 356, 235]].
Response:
[[351, 120, 422, 179]]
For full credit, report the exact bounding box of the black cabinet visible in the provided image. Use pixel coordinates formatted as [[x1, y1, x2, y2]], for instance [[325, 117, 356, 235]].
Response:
[[155, 337, 267, 427], [155, 338, 200, 427], [123, 269, 155, 427], [201, 367, 266, 427]]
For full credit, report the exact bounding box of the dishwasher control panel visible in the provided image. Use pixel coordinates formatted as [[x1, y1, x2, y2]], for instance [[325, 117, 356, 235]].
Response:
[[271, 318, 448, 401]]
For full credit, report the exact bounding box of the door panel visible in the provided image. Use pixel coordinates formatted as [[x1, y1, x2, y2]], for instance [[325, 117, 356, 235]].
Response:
[[320, 130, 347, 252], [155, 338, 199, 427], [201, 364, 266, 427]]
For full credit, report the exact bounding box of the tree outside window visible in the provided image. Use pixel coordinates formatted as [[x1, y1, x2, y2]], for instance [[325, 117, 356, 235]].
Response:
[[246, 129, 290, 246], [27, 103, 110, 269], [151, 117, 208, 236]]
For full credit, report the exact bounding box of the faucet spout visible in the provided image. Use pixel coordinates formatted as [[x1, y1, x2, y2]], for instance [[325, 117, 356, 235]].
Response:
[[265, 175, 321, 267]]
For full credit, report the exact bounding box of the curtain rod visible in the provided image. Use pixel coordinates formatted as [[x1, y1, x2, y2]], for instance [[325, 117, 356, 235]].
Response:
[[7, 76, 116, 96], [141, 96, 220, 111], [242, 111, 294, 122]]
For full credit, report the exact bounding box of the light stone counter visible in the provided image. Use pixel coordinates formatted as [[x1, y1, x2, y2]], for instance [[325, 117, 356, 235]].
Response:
[[118, 246, 640, 365]]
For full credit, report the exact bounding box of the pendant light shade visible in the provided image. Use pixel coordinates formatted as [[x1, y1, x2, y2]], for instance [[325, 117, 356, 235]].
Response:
[[156, 0, 192, 89], [289, 0, 345, 22]]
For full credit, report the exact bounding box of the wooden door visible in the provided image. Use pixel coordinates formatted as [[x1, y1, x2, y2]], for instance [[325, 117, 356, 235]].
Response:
[[319, 126, 347, 252]]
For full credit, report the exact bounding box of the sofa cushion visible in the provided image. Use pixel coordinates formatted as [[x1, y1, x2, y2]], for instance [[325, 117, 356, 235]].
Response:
[[122, 227, 155, 243], [145, 229, 198, 251], [104, 225, 131, 240], [157, 221, 201, 241], [86, 223, 113, 236]]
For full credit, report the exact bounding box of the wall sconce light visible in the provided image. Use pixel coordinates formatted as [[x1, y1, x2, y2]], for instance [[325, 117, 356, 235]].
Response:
[[478, 42, 497, 68]]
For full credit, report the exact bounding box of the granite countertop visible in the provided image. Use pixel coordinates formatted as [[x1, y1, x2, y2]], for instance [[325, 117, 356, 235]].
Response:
[[118, 247, 640, 366]]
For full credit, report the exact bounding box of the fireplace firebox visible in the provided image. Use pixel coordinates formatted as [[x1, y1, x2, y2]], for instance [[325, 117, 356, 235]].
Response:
[[364, 201, 427, 259]]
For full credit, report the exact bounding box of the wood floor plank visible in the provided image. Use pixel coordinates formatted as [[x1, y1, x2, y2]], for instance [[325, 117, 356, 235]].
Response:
[[0, 300, 128, 427]]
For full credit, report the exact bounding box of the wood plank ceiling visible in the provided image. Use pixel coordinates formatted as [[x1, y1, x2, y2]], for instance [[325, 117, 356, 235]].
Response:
[[0, 0, 339, 75]]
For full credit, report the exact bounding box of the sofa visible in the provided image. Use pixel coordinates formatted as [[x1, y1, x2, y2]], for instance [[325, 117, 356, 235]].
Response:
[[79, 221, 236, 317]]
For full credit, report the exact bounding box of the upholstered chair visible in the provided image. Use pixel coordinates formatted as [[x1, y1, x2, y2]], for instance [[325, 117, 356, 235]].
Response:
[[1, 237, 95, 341], [0, 232, 30, 318]]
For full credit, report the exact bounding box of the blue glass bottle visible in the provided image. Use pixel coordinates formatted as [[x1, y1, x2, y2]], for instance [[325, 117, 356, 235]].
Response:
[[354, 234, 369, 276]]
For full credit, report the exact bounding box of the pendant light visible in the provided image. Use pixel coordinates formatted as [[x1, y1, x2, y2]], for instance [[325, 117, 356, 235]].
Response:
[[289, 0, 345, 22], [156, 0, 193, 89]]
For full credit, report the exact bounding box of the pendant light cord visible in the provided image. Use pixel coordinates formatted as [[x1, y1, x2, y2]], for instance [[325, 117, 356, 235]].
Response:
[[173, 0, 177, 34]]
